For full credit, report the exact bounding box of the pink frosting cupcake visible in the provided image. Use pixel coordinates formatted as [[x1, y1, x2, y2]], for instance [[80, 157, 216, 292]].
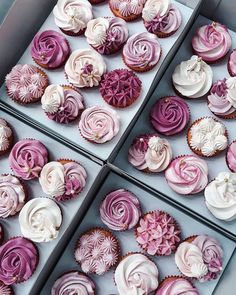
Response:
[[228, 49, 236, 76], [226, 141, 236, 172], [0, 119, 13, 156]]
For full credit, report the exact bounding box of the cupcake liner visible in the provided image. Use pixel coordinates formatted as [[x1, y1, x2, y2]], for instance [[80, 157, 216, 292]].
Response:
[[60, 27, 86, 37], [0, 120, 14, 156], [109, 3, 141, 22], [225, 141, 236, 172]]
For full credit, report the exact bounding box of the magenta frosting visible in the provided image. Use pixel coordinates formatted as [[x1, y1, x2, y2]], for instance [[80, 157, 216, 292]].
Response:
[[226, 142, 236, 172], [31, 30, 70, 69], [9, 139, 48, 180], [100, 69, 142, 108], [228, 49, 236, 76], [0, 237, 38, 285], [155, 277, 199, 295], [150, 96, 190, 136]]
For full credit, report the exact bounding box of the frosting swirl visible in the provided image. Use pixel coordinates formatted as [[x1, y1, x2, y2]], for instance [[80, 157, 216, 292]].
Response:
[[227, 142, 236, 172], [109, 0, 146, 18], [0, 119, 12, 152], [0, 282, 13, 295], [155, 277, 199, 295], [228, 49, 236, 77]]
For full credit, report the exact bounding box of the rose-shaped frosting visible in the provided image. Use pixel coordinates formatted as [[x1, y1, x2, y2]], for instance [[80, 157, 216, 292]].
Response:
[[205, 171, 236, 221], [85, 17, 128, 55], [109, 0, 146, 17], [0, 119, 12, 152], [99, 69, 142, 107], [155, 277, 199, 295], [150, 96, 190, 136], [172, 55, 213, 98], [51, 271, 95, 295], [65, 49, 106, 88], [0, 175, 26, 218], [0, 282, 13, 295], [165, 155, 208, 195], [228, 49, 236, 76], [31, 30, 70, 69], [9, 139, 48, 180], [128, 134, 172, 172], [192, 22, 232, 62], [78, 106, 120, 143], [227, 142, 236, 172], [100, 189, 141, 231], [114, 253, 159, 295], [0, 237, 38, 285], [42, 85, 84, 124], [53, 0, 93, 34], [19, 198, 62, 243], [136, 211, 181, 256]]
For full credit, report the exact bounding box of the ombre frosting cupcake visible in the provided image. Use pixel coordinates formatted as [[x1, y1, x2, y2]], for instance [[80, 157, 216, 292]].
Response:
[[109, 0, 146, 21], [0, 118, 13, 156]]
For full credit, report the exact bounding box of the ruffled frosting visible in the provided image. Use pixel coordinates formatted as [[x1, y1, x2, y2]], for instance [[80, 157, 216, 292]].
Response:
[[100, 189, 141, 231], [165, 155, 208, 195], [0, 282, 13, 295], [228, 49, 236, 76], [172, 55, 213, 98], [123, 32, 161, 70], [85, 17, 128, 55], [136, 211, 180, 256], [109, 0, 146, 17], [150, 96, 189, 136], [65, 49, 106, 88], [114, 253, 159, 295], [53, 0, 93, 34], [155, 277, 199, 295], [100, 69, 142, 107], [78, 106, 120, 143], [128, 134, 172, 172], [51, 271, 95, 295], [0, 237, 38, 285], [227, 142, 236, 172], [9, 139, 48, 180], [0, 119, 12, 152], [192, 22, 232, 62]]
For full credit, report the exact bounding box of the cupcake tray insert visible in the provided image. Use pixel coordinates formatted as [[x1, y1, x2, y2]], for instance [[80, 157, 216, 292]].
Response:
[[0, 1, 199, 161], [113, 15, 236, 239], [0, 108, 102, 295], [40, 169, 235, 295]]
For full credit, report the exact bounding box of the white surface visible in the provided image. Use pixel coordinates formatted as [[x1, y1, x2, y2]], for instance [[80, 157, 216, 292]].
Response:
[[40, 171, 235, 295], [114, 15, 236, 237], [0, 110, 101, 295], [0, 1, 194, 161]]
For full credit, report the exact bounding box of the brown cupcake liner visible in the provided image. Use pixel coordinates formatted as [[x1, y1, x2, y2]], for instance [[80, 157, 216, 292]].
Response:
[[225, 140, 236, 172], [0, 120, 14, 156], [109, 3, 141, 22], [60, 27, 86, 37]]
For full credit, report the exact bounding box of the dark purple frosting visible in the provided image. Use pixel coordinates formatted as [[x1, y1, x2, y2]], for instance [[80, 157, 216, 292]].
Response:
[[0, 224, 3, 245]]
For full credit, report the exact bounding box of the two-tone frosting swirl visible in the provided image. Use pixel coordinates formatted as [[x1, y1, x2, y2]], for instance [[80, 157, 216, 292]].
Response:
[[109, 0, 146, 18], [0, 119, 12, 152], [156, 277, 199, 295], [228, 49, 236, 76], [227, 142, 236, 172]]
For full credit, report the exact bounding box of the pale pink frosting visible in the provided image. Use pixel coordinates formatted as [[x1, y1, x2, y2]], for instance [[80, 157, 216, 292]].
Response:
[[227, 142, 236, 172], [228, 49, 236, 76], [155, 277, 199, 295], [0, 119, 12, 152], [109, 0, 146, 17]]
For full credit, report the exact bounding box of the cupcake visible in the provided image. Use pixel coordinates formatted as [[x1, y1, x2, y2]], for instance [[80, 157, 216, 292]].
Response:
[[78, 106, 120, 144], [187, 117, 228, 157], [51, 271, 95, 295], [205, 171, 236, 221], [0, 118, 13, 156], [31, 30, 70, 69], [41, 84, 85, 124], [114, 253, 159, 294], [5, 64, 49, 104], [122, 32, 161, 72], [65, 49, 106, 88], [53, 0, 93, 36], [0, 224, 4, 245], [165, 155, 208, 195], [175, 235, 223, 282], [228, 49, 236, 76], [0, 174, 27, 218], [192, 22, 232, 63], [39, 160, 87, 201], [19, 198, 62, 243], [99, 69, 142, 108], [75, 228, 120, 275], [208, 77, 236, 119], [128, 134, 172, 173], [100, 189, 141, 231], [150, 96, 190, 136], [109, 0, 145, 22], [136, 210, 181, 256], [172, 55, 213, 99], [226, 141, 236, 172], [85, 17, 129, 55], [9, 139, 49, 180], [0, 282, 14, 295], [142, 0, 182, 37]]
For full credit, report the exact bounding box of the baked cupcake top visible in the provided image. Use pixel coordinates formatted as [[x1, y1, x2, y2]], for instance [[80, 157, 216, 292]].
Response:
[[78, 106, 120, 144], [175, 235, 223, 282], [85, 17, 129, 55], [205, 171, 236, 221], [228, 49, 236, 76], [0, 119, 12, 153], [227, 142, 236, 172], [128, 134, 172, 173], [53, 0, 93, 34], [156, 277, 199, 295], [100, 189, 141, 231], [51, 271, 95, 295], [0, 237, 38, 285], [165, 155, 208, 195], [0, 174, 26, 218], [192, 22, 232, 63], [65, 49, 106, 88], [150, 96, 190, 136], [0, 282, 13, 295], [9, 139, 48, 180], [172, 55, 213, 98], [114, 253, 159, 295], [109, 0, 146, 19], [41, 85, 84, 124], [19, 198, 62, 243]]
